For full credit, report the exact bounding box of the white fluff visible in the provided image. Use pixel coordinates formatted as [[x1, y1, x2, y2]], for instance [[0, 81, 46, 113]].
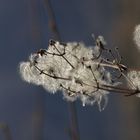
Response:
[[19, 39, 114, 111], [133, 24, 140, 51]]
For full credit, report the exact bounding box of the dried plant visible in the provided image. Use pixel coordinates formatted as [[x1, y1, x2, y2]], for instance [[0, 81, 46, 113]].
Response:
[[19, 25, 140, 111]]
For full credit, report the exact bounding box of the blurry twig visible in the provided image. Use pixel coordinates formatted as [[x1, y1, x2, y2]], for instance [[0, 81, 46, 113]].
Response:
[[43, 0, 80, 140], [30, 0, 45, 139], [0, 123, 12, 140], [68, 103, 80, 140], [44, 0, 61, 41]]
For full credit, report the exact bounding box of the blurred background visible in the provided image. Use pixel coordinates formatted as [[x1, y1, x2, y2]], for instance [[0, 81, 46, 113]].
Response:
[[0, 0, 140, 140]]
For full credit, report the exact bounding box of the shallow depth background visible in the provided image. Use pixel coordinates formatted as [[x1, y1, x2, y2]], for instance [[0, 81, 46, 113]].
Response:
[[0, 0, 140, 140]]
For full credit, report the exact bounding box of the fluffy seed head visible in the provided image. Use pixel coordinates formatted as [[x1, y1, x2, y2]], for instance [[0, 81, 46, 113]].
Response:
[[127, 70, 140, 97], [133, 24, 140, 51], [19, 39, 119, 111]]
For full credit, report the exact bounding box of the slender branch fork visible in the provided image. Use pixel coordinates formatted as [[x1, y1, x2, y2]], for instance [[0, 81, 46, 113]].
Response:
[[43, 0, 80, 140], [34, 37, 140, 97]]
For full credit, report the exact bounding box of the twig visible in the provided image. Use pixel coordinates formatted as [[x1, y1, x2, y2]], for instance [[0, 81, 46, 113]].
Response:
[[43, 0, 61, 41]]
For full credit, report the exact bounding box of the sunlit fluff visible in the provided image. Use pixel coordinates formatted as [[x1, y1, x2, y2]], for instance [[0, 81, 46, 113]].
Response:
[[127, 70, 140, 97], [19, 38, 115, 111], [133, 24, 140, 51]]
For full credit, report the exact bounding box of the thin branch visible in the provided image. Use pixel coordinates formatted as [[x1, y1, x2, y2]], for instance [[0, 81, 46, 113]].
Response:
[[49, 40, 75, 69], [33, 60, 140, 96], [0, 123, 13, 140], [34, 65, 70, 80], [43, 0, 61, 41]]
